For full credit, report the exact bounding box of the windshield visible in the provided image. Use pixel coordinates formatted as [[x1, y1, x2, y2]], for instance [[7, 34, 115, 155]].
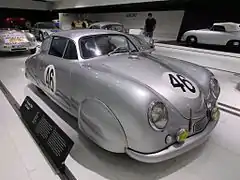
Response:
[[128, 34, 152, 51], [38, 22, 57, 29], [103, 24, 124, 32], [79, 34, 137, 59]]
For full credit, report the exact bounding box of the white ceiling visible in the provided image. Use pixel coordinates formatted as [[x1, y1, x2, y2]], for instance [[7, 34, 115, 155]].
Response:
[[54, 0, 168, 9]]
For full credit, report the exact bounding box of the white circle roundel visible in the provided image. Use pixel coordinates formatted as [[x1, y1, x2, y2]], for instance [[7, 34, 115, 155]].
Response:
[[162, 72, 200, 99], [44, 65, 56, 94]]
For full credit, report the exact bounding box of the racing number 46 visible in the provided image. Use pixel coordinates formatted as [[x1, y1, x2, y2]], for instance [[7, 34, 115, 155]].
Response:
[[169, 74, 196, 93], [46, 68, 55, 92]]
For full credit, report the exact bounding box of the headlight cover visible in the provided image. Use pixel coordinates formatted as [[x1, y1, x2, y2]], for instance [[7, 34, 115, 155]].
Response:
[[210, 77, 220, 99], [148, 101, 168, 130]]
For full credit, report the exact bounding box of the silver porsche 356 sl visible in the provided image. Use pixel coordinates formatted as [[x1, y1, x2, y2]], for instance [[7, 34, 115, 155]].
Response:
[[25, 29, 220, 163], [0, 28, 38, 53]]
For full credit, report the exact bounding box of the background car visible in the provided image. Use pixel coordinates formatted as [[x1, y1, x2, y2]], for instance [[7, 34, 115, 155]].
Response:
[[2, 17, 32, 30], [0, 28, 37, 54], [89, 21, 154, 46], [181, 22, 240, 48], [31, 22, 61, 41], [89, 21, 126, 32], [25, 29, 220, 163]]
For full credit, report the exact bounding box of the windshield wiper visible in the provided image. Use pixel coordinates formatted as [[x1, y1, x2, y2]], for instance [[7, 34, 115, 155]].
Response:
[[108, 46, 129, 56]]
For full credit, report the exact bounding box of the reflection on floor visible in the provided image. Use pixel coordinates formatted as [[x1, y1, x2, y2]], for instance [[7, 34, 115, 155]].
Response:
[[158, 40, 240, 54], [155, 43, 240, 73], [0, 46, 240, 180]]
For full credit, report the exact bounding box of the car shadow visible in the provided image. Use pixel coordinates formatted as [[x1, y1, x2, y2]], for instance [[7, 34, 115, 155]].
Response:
[[0, 51, 31, 58], [27, 84, 206, 180]]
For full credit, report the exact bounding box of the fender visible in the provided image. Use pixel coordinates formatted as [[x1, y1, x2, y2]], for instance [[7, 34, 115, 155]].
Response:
[[78, 97, 127, 153]]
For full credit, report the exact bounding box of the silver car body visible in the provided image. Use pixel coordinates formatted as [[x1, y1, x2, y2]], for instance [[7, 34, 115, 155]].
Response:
[[25, 29, 220, 163], [0, 29, 37, 52], [182, 22, 240, 46], [31, 22, 61, 40]]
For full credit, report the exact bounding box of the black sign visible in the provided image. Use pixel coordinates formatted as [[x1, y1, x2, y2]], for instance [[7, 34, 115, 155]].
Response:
[[20, 96, 74, 170], [126, 13, 137, 18]]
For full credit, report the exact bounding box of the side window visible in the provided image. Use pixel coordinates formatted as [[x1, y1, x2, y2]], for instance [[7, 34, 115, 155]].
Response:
[[211, 25, 226, 32], [63, 40, 78, 60], [34, 24, 38, 28], [49, 36, 68, 58]]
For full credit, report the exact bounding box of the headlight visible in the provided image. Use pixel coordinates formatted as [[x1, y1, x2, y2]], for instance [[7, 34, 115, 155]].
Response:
[[148, 101, 168, 130], [44, 32, 49, 37], [210, 77, 220, 99]]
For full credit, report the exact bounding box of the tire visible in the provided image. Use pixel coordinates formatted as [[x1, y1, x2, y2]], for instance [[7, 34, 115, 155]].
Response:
[[30, 48, 36, 54], [226, 40, 240, 51], [186, 36, 197, 46], [39, 32, 44, 42]]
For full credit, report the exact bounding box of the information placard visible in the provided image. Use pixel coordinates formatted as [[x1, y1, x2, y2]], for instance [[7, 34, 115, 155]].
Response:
[[20, 96, 74, 169]]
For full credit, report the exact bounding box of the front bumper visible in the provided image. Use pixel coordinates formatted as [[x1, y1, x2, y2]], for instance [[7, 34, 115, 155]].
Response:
[[126, 119, 218, 163], [0, 42, 37, 52]]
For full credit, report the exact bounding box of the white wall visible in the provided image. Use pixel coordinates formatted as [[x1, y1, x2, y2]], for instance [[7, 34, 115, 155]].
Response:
[[59, 13, 78, 30], [59, 11, 184, 40], [54, 0, 167, 9], [0, 0, 49, 10]]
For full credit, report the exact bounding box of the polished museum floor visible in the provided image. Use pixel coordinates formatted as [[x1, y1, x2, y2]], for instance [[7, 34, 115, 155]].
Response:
[[0, 44, 240, 180]]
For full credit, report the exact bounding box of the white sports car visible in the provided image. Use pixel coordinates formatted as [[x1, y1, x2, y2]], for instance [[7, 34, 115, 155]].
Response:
[[181, 22, 240, 48]]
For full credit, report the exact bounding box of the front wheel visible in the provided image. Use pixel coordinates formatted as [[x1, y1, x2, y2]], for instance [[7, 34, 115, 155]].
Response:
[[186, 36, 197, 46], [30, 48, 36, 54]]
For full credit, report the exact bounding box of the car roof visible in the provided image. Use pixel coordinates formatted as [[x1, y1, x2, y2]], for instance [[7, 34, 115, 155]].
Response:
[[52, 29, 123, 39], [213, 22, 240, 31], [90, 21, 123, 27], [213, 22, 237, 26]]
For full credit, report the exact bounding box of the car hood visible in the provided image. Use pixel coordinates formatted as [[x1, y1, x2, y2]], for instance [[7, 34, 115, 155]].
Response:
[[87, 53, 207, 119]]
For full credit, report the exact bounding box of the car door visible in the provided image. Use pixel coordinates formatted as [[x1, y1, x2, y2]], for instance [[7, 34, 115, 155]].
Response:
[[39, 36, 74, 111], [204, 25, 228, 45]]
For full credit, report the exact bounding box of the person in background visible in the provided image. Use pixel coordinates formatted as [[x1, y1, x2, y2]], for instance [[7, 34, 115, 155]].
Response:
[[144, 13, 156, 42], [71, 21, 76, 29]]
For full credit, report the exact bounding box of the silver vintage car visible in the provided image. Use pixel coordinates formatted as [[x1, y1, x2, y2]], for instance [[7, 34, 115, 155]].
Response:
[[89, 21, 154, 46], [89, 21, 126, 32], [0, 28, 38, 53], [25, 29, 220, 163], [31, 22, 61, 41]]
